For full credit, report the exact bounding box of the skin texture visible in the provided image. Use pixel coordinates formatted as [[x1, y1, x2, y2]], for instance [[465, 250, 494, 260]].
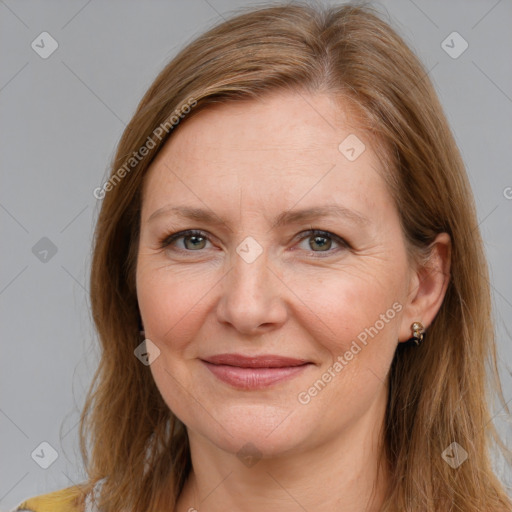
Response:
[[136, 91, 451, 512]]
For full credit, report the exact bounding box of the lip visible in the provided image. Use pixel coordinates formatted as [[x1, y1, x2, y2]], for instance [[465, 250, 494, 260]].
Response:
[[201, 353, 313, 390]]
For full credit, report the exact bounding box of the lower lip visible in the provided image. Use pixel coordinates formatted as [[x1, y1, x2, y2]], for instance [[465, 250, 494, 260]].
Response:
[[201, 361, 310, 390]]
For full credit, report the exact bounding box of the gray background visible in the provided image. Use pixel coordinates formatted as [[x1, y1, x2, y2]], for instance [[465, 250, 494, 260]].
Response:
[[1, 0, 511, 509]]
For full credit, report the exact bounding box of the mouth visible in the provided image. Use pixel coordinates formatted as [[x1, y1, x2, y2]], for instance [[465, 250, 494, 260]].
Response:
[[200, 353, 313, 390]]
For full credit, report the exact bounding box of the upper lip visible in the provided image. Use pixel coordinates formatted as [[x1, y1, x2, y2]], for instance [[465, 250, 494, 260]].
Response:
[[202, 353, 310, 368]]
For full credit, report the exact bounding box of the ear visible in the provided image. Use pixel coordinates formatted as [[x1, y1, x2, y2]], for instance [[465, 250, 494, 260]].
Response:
[[398, 232, 451, 343]]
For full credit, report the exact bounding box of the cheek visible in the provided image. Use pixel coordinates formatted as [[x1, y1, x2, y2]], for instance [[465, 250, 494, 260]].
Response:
[[283, 263, 404, 357], [136, 261, 217, 352], [292, 274, 402, 420]]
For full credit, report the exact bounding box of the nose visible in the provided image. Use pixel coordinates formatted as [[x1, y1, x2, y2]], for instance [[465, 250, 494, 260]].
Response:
[[215, 248, 288, 336]]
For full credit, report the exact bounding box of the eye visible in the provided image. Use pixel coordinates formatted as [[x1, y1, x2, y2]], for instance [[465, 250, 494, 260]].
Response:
[[158, 228, 350, 256], [159, 229, 212, 251], [295, 229, 349, 256]]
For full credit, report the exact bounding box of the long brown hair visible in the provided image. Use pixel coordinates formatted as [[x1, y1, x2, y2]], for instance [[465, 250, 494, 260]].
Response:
[[77, 2, 512, 511]]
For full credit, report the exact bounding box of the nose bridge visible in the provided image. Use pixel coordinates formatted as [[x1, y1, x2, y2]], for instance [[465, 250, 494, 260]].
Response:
[[231, 243, 268, 295], [230, 231, 270, 291], [230, 241, 273, 306]]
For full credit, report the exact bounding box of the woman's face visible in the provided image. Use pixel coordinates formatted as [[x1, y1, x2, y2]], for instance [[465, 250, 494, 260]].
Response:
[[136, 91, 417, 458]]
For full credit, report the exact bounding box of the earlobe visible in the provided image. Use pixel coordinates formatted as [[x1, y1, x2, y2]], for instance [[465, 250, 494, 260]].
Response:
[[398, 232, 451, 343]]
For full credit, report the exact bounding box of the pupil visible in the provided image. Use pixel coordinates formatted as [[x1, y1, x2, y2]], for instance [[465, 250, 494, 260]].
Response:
[[185, 235, 205, 249], [311, 236, 330, 251]]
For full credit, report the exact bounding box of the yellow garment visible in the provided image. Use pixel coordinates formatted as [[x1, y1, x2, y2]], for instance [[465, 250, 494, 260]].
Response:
[[11, 485, 85, 512]]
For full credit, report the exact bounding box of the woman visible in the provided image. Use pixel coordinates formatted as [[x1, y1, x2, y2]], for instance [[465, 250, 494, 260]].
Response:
[[13, 2, 511, 511]]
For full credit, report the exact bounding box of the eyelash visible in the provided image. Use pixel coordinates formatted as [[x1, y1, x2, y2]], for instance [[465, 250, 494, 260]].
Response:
[[158, 228, 350, 257]]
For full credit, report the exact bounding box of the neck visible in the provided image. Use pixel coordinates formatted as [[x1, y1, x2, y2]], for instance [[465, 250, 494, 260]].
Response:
[[175, 395, 390, 512]]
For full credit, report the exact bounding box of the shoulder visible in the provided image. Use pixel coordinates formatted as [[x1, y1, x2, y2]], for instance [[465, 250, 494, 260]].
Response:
[[10, 485, 88, 512]]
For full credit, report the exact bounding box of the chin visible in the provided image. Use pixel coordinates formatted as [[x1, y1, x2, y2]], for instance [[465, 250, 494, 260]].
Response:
[[186, 401, 319, 460]]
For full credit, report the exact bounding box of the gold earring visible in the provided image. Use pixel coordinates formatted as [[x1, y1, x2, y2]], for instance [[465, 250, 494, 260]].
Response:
[[410, 321, 425, 345]]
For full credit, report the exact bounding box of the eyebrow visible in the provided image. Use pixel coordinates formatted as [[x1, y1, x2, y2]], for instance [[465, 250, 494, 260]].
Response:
[[148, 203, 370, 228]]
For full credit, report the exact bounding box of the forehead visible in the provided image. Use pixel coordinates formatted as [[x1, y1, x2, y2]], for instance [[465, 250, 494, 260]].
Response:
[[141, 91, 392, 222]]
